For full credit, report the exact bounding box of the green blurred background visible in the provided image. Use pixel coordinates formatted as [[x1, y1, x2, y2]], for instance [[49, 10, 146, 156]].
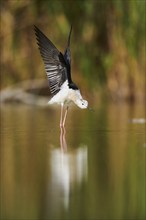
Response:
[[0, 0, 145, 102]]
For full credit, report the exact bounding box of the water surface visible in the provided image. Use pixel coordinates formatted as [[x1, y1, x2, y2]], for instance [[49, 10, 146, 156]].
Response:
[[1, 103, 145, 220]]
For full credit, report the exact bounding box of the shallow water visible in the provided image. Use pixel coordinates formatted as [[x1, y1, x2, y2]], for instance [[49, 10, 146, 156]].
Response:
[[0, 102, 145, 220]]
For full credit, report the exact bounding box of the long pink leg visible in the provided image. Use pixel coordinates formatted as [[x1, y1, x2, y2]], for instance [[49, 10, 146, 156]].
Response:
[[63, 106, 69, 127], [60, 104, 64, 128]]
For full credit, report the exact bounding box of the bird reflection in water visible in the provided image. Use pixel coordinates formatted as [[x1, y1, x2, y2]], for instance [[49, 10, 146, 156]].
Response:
[[49, 129, 88, 210], [60, 127, 67, 152]]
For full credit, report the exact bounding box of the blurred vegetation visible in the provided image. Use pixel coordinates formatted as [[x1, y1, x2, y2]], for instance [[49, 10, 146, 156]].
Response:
[[0, 0, 145, 101]]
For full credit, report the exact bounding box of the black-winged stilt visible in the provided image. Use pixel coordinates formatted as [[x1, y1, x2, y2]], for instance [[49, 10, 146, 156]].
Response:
[[34, 25, 88, 127]]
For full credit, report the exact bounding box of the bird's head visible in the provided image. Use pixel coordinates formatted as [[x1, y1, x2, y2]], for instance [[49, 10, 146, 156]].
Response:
[[70, 90, 88, 109], [76, 99, 88, 109]]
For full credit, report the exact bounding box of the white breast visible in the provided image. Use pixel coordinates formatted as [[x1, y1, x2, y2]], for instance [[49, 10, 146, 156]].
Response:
[[48, 81, 71, 105], [48, 80, 88, 109]]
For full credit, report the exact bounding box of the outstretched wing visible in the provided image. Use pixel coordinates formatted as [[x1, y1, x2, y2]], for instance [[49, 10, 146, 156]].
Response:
[[34, 26, 68, 96], [64, 25, 72, 83]]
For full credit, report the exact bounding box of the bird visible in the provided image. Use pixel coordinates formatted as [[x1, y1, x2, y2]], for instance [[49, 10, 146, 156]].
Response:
[[34, 25, 88, 128]]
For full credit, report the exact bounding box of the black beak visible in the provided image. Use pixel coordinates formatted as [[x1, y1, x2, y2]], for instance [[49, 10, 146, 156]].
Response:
[[88, 107, 94, 112]]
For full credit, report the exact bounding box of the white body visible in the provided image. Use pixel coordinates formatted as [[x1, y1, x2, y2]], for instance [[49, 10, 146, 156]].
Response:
[[48, 81, 88, 109]]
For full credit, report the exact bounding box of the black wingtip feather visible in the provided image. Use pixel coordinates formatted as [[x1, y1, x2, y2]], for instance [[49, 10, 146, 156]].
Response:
[[67, 25, 72, 48]]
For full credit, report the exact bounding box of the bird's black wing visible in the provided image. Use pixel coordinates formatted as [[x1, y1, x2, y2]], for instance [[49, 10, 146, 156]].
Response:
[[34, 26, 68, 96], [64, 25, 72, 83]]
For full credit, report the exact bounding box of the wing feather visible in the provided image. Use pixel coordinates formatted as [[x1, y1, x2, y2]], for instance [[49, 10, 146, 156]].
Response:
[[34, 26, 68, 95]]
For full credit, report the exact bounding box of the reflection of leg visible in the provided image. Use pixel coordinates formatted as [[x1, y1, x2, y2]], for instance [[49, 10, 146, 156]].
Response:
[[60, 127, 63, 150], [60, 127, 67, 152], [63, 129, 67, 152], [63, 106, 69, 127], [60, 104, 64, 128]]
